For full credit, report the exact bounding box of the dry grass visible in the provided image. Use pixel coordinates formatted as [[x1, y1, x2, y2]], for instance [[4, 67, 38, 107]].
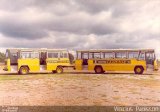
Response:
[[112, 96, 121, 100], [0, 73, 160, 106]]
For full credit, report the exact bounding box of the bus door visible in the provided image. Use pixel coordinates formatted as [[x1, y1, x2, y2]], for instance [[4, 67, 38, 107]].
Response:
[[75, 52, 88, 70], [8, 50, 19, 71], [40, 52, 47, 71], [145, 52, 155, 70], [81, 52, 89, 70]]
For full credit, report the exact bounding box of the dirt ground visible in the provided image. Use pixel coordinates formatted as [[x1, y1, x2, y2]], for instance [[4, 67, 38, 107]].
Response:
[[0, 70, 160, 106]]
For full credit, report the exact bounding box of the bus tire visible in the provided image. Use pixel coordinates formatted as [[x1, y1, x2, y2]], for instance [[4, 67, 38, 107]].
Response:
[[134, 66, 144, 74], [56, 66, 63, 74], [19, 66, 29, 75], [94, 66, 104, 74]]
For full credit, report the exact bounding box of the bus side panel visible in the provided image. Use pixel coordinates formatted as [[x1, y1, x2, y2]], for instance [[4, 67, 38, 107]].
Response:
[[46, 58, 71, 71], [93, 59, 134, 71], [104, 60, 146, 71], [94, 59, 146, 71], [112, 65, 134, 71], [75, 59, 83, 70], [103, 64, 130, 71], [100, 64, 133, 71], [88, 60, 94, 70], [18, 59, 40, 72], [47, 58, 57, 71], [131, 59, 146, 71]]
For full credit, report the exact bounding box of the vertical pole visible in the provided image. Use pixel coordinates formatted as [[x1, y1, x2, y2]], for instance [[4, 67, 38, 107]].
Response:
[[76, 51, 78, 59], [88, 52, 89, 59]]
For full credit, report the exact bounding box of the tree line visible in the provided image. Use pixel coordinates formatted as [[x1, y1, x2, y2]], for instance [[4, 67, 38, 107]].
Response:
[[0, 52, 5, 62]]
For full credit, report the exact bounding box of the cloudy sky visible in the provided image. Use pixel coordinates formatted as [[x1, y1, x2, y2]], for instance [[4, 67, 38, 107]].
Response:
[[0, 0, 160, 55]]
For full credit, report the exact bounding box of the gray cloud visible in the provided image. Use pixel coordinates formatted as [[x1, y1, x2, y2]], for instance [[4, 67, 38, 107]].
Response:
[[75, 0, 124, 14], [0, 19, 48, 39], [0, 0, 160, 55]]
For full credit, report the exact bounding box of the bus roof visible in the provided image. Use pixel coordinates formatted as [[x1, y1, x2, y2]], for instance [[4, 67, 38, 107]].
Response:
[[77, 49, 155, 53], [19, 49, 68, 52], [6, 48, 68, 52]]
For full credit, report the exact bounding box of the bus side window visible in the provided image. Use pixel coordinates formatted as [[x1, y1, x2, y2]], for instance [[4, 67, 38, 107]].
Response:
[[89, 53, 94, 59], [48, 53, 52, 58], [115, 52, 127, 58], [93, 53, 100, 59], [54, 53, 59, 58], [21, 52, 28, 59], [105, 52, 114, 58], [34, 52, 39, 58], [60, 52, 63, 58], [128, 52, 138, 59], [63, 53, 68, 58], [48, 52, 58, 58]]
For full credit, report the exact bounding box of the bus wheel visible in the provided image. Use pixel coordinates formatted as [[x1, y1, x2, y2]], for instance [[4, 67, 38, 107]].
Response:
[[134, 66, 144, 74], [94, 66, 103, 74], [19, 66, 29, 75], [56, 67, 63, 74]]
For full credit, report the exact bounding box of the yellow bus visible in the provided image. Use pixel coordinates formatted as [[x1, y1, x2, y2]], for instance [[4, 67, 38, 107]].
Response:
[[75, 49, 158, 74], [3, 48, 72, 74]]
